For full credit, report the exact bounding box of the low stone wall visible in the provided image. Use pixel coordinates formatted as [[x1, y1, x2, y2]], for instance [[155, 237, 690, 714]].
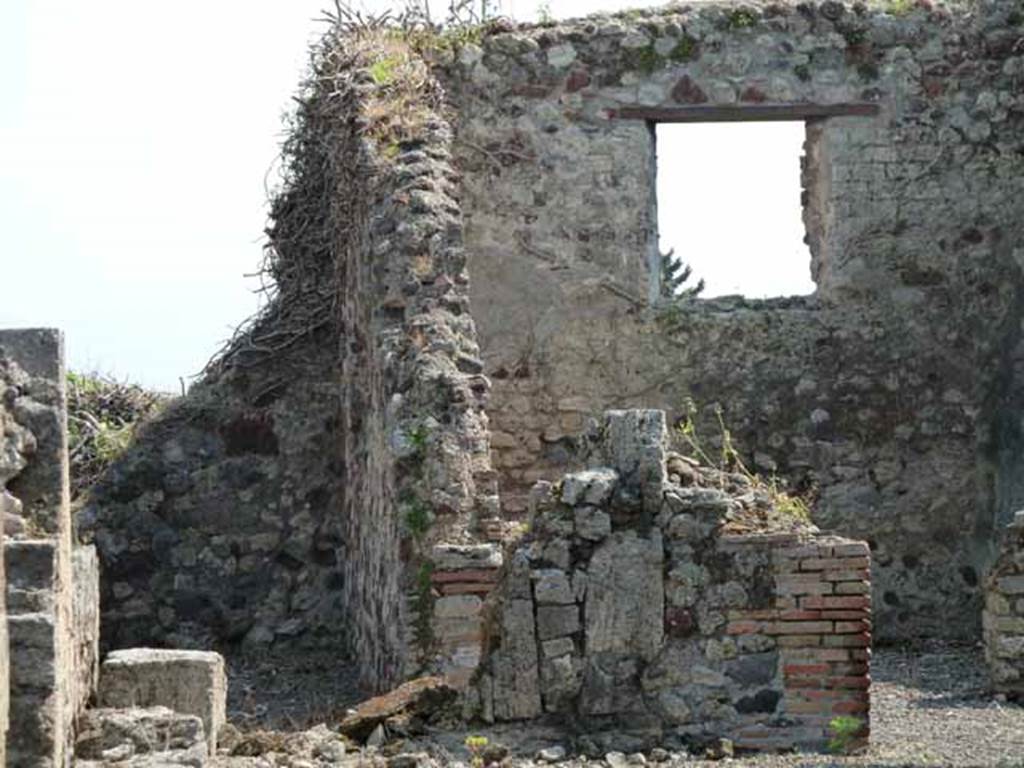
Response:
[[984, 511, 1024, 699], [469, 410, 870, 753]]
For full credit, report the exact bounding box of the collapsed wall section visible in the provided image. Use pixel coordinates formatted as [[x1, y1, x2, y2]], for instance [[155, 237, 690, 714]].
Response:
[[440, 0, 1024, 641], [470, 409, 870, 753]]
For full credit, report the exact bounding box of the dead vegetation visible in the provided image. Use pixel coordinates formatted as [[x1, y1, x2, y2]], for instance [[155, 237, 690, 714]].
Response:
[[67, 372, 169, 500], [204, 4, 455, 377]]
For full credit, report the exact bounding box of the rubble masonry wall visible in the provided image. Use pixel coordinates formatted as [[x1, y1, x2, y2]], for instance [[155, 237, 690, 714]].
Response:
[[441, 0, 1024, 641]]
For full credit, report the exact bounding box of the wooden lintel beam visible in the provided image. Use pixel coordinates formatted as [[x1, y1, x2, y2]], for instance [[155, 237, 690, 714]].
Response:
[[612, 102, 880, 122]]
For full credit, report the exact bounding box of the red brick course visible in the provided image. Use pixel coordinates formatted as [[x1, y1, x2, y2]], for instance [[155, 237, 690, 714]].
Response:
[[723, 536, 874, 750]]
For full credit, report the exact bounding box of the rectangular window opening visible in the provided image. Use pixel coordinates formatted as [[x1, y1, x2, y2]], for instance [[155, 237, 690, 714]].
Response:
[[655, 121, 816, 301]]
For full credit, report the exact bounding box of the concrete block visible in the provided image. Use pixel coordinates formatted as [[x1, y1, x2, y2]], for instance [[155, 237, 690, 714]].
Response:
[[99, 648, 226, 754]]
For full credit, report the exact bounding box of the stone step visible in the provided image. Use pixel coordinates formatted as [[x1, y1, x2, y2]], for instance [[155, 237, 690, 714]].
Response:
[[75, 706, 207, 767], [99, 648, 227, 755]]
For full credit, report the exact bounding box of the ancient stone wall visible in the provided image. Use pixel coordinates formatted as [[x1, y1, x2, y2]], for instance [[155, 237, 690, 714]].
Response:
[[321, 43, 501, 689], [984, 510, 1024, 698], [470, 410, 871, 753], [440, 0, 1024, 641], [0, 328, 84, 767], [81, 36, 501, 692], [80, 338, 349, 652]]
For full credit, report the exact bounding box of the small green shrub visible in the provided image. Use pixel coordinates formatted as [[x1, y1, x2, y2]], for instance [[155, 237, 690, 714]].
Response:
[[417, 560, 434, 592], [465, 735, 489, 768], [413, 560, 435, 648], [794, 64, 811, 82], [828, 715, 865, 754], [727, 8, 758, 28], [408, 422, 430, 452], [677, 399, 812, 523], [669, 33, 700, 62], [883, 0, 915, 16], [842, 26, 868, 46], [66, 371, 168, 500], [627, 44, 664, 74], [660, 248, 705, 299], [402, 496, 432, 539], [369, 54, 402, 85]]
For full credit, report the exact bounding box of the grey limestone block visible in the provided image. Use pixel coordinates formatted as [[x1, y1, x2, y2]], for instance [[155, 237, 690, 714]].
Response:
[[99, 648, 226, 755]]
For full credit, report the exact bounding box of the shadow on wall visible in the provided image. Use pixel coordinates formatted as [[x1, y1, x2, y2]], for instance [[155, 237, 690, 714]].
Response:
[[77, 333, 350, 656]]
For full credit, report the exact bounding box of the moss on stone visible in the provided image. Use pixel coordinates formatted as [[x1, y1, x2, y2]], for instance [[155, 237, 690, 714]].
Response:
[[627, 44, 665, 74], [668, 33, 700, 62], [726, 8, 759, 29]]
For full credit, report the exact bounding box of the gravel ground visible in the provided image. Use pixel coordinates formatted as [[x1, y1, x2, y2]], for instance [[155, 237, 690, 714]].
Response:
[[224, 642, 1024, 767], [227, 648, 365, 730]]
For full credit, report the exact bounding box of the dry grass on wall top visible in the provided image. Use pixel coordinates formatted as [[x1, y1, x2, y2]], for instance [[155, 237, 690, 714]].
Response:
[[67, 371, 169, 501], [203, 27, 445, 376], [355, 35, 439, 155]]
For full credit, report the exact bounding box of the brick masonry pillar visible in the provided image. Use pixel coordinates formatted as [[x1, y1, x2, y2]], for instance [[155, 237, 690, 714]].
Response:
[[727, 536, 871, 751]]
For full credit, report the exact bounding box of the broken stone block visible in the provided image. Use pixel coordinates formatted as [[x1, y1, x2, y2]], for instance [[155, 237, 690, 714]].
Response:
[[601, 410, 667, 514], [339, 676, 457, 742], [586, 530, 664, 661], [491, 598, 543, 720], [73, 545, 101, 715], [541, 637, 575, 658], [75, 706, 207, 767], [580, 653, 645, 715], [98, 648, 226, 755], [541, 651, 583, 710], [536, 604, 581, 640], [433, 594, 483, 619], [431, 543, 502, 571], [561, 468, 619, 506], [532, 569, 574, 605], [574, 506, 612, 541]]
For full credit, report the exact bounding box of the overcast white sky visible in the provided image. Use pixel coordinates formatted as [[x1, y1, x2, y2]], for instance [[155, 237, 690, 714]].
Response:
[[1, 0, 812, 392]]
